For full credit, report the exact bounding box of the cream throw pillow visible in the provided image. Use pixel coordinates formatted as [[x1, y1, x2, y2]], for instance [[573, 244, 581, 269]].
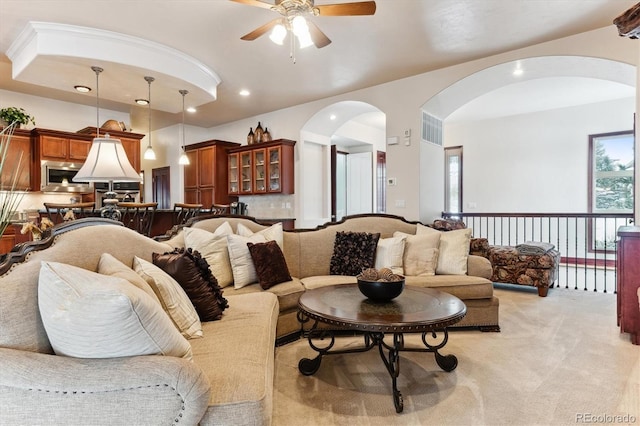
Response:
[[97, 253, 161, 303], [237, 222, 284, 249], [394, 231, 440, 276], [227, 233, 268, 289], [416, 224, 472, 275], [133, 256, 203, 339], [374, 234, 407, 275], [38, 261, 192, 360], [184, 226, 234, 288]]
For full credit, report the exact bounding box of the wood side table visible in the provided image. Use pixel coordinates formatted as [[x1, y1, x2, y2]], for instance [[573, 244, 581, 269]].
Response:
[[297, 284, 466, 413]]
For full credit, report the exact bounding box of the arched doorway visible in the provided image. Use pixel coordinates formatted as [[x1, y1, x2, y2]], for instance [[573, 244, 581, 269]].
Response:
[[298, 101, 386, 228], [418, 56, 636, 218]]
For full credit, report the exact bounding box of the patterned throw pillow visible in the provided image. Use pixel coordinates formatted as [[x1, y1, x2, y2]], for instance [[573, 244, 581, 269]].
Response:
[[153, 248, 228, 322], [247, 240, 292, 289], [329, 231, 381, 276]]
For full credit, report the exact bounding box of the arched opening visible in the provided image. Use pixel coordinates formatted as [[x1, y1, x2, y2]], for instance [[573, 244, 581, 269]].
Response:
[[298, 101, 386, 228], [419, 56, 636, 218]]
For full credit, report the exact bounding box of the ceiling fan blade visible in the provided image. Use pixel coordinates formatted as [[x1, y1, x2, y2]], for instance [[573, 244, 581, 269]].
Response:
[[307, 21, 332, 48], [229, 0, 274, 10], [316, 1, 376, 16], [240, 19, 281, 41]]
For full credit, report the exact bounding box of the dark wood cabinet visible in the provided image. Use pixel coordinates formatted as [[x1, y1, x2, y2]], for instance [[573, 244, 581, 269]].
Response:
[[616, 226, 640, 345], [228, 139, 295, 195], [183, 140, 239, 207], [34, 129, 93, 163], [1, 128, 32, 191], [0, 224, 31, 255]]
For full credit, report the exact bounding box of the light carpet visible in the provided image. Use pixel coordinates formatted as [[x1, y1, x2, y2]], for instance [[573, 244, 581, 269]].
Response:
[[273, 285, 640, 425]]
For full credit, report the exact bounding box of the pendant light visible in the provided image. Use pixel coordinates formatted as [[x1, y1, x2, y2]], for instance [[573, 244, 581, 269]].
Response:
[[74, 66, 141, 221], [178, 89, 190, 165], [143, 76, 156, 160]]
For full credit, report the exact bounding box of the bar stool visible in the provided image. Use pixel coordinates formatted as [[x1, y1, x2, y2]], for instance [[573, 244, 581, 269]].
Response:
[[118, 202, 157, 237], [210, 204, 230, 215], [173, 203, 202, 225], [43, 202, 96, 224]]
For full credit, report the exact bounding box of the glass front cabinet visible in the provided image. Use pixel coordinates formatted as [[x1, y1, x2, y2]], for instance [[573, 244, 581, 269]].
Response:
[[228, 139, 295, 195], [228, 153, 239, 195], [240, 151, 253, 194]]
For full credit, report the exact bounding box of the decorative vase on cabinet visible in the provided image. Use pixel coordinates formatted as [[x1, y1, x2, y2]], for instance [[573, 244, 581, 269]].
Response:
[[254, 122, 264, 144], [247, 128, 254, 145]]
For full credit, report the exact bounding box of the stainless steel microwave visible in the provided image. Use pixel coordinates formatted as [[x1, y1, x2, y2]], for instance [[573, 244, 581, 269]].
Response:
[[41, 161, 93, 193]]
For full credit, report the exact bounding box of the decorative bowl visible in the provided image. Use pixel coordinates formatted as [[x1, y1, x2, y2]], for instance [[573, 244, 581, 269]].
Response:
[[357, 277, 405, 302]]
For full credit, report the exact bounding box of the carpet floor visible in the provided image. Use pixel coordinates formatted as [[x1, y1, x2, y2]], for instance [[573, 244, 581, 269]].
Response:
[[272, 285, 640, 425]]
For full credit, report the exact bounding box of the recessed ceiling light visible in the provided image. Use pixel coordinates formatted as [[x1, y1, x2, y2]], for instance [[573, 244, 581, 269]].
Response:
[[239, 89, 250, 96], [187, 107, 197, 113], [135, 99, 149, 105], [74, 85, 91, 93]]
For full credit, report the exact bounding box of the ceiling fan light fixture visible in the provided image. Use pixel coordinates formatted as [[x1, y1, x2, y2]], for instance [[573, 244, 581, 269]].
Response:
[[270, 23, 287, 45], [291, 15, 313, 48], [291, 15, 308, 36], [296, 31, 314, 49]]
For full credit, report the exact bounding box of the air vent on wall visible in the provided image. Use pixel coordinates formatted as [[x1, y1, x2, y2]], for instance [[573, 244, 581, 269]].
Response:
[[422, 112, 443, 146]]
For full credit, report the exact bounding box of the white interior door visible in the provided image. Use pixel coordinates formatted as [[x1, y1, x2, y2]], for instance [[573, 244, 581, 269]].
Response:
[[346, 152, 373, 215]]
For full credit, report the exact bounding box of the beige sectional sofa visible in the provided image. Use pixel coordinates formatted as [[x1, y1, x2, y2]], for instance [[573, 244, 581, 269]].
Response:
[[0, 214, 499, 425], [164, 213, 500, 340]]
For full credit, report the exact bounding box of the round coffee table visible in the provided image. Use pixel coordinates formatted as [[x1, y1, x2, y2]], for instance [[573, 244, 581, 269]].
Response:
[[297, 284, 466, 413]]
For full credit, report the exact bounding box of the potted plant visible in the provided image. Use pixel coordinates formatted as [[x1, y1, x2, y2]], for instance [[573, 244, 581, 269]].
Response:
[[0, 107, 35, 128], [0, 123, 27, 237]]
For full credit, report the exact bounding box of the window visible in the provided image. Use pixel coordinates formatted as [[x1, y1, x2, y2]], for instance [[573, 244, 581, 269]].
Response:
[[588, 130, 634, 251], [589, 131, 634, 213], [445, 146, 463, 213]]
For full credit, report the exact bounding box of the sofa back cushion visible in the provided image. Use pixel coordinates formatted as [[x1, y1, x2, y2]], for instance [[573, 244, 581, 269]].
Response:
[[296, 216, 417, 278], [0, 223, 173, 353]]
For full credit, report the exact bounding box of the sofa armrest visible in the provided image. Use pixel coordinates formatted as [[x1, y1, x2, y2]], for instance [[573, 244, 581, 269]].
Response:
[[0, 347, 210, 425], [467, 254, 493, 280]]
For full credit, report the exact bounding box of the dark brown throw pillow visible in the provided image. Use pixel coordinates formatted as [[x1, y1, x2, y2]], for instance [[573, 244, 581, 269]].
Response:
[[152, 248, 228, 321], [329, 231, 381, 276], [247, 240, 292, 290]]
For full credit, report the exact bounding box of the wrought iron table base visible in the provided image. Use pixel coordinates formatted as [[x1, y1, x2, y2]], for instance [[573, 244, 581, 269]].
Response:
[[298, 324, 458, 413]]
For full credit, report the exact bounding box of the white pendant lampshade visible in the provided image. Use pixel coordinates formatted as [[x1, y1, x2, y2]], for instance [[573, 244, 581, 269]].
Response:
[[74, 135, 142, 182]]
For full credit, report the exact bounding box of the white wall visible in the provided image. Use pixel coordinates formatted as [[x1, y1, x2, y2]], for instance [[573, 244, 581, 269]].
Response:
[[201, 27, 637, 223], [445, 96, 635, 213], [4, 26, 638, 222], [0, 89, 129, 132]]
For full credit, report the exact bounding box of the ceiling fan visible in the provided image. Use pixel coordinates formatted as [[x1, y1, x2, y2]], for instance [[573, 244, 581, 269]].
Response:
[[231, 0, 376, 49]]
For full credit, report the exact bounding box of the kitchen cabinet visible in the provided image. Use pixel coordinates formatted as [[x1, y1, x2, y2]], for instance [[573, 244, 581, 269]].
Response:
[[1, 128, 32, 191], [227, 151, 253, 195], [0, 224, 31, 255], [616, 226, 640, 345], [184, 139, 239, 207], [33, 129, 93, 163], [228, 139, 295, 195]]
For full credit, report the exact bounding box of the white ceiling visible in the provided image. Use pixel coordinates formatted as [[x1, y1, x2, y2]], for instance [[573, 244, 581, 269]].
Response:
[[0, 0, 637, 130]]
